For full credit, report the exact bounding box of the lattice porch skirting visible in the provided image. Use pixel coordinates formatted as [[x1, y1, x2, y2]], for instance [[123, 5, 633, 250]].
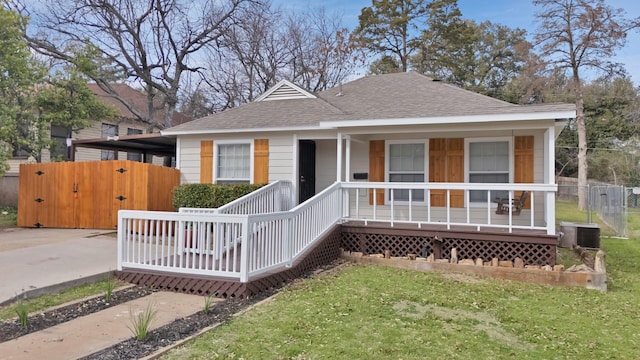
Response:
[[340, 223, 557, 266]]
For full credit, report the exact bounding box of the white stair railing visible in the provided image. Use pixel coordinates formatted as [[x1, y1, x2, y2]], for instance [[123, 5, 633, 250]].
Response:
[[243, 182, 343, 279]]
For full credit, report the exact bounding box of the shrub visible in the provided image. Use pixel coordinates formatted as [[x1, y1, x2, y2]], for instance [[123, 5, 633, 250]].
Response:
[[15, 301, 28, 327], [104, 276, 117, 302], [203, 293, 215, 314], [172, 183, 265, 209], [128, 303, 157, 341]]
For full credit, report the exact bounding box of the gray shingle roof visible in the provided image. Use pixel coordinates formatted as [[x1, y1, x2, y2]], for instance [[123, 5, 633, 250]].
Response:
[[164, 72, 575, 134]]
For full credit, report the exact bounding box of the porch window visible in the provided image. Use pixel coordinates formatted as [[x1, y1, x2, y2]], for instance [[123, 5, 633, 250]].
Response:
[[388, 142, 425, 201], [216, 143, 250, 183], [468, 140, 510, 202]]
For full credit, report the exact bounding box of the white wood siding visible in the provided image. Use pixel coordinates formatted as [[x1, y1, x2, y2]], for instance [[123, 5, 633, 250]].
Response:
[[315, 139, 337, 192], [176, 133, 295, 185], [268, 135, 293, 183]]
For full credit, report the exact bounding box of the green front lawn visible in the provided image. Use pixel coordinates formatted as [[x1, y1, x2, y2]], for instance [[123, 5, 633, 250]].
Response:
[[0, 207, 17, 228], [162, 201, 640, 359]]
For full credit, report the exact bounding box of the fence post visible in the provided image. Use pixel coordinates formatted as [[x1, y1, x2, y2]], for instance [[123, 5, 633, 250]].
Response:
[[592, 184, 593, 224], [117, 212, 124, 271], [285, 216, 292, 267], [240, 217, 250, 283]]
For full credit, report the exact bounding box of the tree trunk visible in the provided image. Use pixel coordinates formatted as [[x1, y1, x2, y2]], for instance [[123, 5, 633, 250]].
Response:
[[575, 82, 588, 211]]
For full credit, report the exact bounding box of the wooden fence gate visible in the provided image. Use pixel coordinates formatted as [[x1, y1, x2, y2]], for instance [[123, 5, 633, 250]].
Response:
[[18, 160, 180, 229]]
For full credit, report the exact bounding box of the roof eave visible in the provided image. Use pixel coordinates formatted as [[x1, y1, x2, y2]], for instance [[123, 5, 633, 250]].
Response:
[[318, 110, 577, 128], [161, 125, 326, 136]]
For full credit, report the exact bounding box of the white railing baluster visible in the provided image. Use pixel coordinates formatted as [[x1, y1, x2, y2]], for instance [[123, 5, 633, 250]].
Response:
[[390, 189, 394, 227], [446, 190, 451, 230], [530, 191, 535, 228]]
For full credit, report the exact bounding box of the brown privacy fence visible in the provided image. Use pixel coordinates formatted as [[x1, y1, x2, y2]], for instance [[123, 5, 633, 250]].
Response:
[[18, 160, 180, 229]]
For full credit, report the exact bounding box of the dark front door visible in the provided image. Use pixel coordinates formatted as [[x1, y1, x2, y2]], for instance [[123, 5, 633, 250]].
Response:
[[298, 140, 316, 203]]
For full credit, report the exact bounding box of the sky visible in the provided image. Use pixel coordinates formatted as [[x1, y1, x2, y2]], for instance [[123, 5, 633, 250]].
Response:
[[273, 0, 640, 84]]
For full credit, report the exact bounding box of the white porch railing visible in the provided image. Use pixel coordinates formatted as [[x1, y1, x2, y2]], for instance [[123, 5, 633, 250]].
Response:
[[117, 181, 341, 282], [340, 182, 557, 234], [117, 181, 557, 282]]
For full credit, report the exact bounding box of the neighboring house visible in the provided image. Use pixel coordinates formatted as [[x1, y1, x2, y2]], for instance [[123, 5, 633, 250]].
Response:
[[114, 72, 576, 297], [7, 83, 190, 173]]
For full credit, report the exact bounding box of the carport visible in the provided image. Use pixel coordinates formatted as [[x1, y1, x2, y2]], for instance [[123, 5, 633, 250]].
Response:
[[70, 133, 176, 162]]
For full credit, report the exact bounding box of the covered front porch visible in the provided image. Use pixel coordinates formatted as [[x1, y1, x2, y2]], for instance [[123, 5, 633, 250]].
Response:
[[299, 119, 560, 236], [116, 179, 559, 297]]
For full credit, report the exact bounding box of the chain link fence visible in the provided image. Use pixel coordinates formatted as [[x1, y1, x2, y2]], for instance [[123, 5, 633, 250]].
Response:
[[557, 177, 629, 238], [589, 184, 627, 238]]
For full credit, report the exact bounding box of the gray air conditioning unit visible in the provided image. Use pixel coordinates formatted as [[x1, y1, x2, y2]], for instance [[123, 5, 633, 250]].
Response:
[[559, 222, 600, 248]]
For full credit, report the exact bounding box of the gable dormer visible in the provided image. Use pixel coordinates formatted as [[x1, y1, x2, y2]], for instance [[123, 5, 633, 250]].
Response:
[[255, 79, 316, 102]]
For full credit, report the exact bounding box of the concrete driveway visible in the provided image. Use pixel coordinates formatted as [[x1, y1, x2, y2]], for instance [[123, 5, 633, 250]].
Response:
[[0, 228, 117, 305]]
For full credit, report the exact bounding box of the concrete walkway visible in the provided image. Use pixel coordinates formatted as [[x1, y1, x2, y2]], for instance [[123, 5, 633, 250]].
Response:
[[0, 228, 118, 305], [0, 228, 212, 359], [0, 291, 208, 360]]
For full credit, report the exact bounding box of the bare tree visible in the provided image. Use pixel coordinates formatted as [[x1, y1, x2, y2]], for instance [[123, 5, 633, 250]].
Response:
[[286, 8, 364, 92], [13, 0, 252, 130], [202, 1, 289, 110], [201, 4, 364, 111], [533, 0, 640, 210]]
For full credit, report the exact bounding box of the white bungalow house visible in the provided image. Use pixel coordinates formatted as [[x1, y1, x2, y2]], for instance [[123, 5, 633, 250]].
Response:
[[115, 72, 576, 297]]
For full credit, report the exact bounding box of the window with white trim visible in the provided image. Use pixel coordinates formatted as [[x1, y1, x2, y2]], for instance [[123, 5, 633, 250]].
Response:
[[388, 142, 425, 201], [216, 143, 250, 183], [468, 140, 510, 202]]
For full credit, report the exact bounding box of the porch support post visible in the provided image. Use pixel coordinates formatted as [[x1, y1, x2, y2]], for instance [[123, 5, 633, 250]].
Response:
[[175, 137, 181, 169], [336, 132, 343, 182], [344, 135, 352, 218], [292, 134, 298, 204], [545, 126, 556, 235], [345, 135, 351, 182]]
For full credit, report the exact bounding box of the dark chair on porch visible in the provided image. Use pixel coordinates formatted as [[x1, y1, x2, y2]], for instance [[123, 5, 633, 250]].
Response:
[[496, 191, 528, 215]]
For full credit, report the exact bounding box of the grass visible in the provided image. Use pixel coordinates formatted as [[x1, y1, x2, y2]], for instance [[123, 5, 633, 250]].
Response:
[[0, 207, 17, 228], [0, 278, 125, 321], [164, 239, 640, 359], [14, 301, 28, 327], [203, 294, 215, 314], [627, 209, 640, 239], [105, 276, 117, 302], [162, 201, 640, 359], [128, 302, 157, 341]]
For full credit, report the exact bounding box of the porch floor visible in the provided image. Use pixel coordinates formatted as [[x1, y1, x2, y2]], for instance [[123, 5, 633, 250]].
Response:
[[341, 220, 554, 241]]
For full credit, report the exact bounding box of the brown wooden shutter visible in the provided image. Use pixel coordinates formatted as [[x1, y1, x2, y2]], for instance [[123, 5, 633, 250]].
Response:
[[254, 139, 269, 184], [514, 135, 534, 209], [429, 139, 447, 207], [429, 138, 464, 208], [200, 140, 213, 183], [447, 139, 464, 208], [369, 140, 385, 205]]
